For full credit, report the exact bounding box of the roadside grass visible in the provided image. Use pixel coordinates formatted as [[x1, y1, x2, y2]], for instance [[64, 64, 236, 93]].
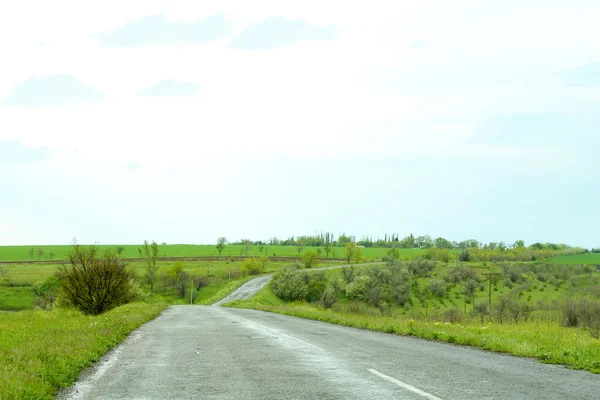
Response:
[[228, 279, 600, 374], [0, 244, 424, 262], [0, 301, 166, 400]]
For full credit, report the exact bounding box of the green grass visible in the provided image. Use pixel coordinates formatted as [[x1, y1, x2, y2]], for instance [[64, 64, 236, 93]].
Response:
[[0, 301, 166, 399], [550, 252, 600, 265], [0, 244, 425, 262], [228, 288, 600, 373]]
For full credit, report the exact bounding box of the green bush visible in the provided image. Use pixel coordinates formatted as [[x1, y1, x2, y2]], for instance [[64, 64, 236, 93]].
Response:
[[301, 251, 319, 269], [271, 268, 308, 301]]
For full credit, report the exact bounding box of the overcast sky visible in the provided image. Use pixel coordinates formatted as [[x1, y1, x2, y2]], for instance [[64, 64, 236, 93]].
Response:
[[1, 0, 599, 248]]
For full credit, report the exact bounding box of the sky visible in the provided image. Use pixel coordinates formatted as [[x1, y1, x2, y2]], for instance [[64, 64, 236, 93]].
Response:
[[1, 0, 599, 248]]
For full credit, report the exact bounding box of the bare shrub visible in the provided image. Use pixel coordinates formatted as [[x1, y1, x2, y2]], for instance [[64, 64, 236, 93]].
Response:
[[563, 298, 600, 338]]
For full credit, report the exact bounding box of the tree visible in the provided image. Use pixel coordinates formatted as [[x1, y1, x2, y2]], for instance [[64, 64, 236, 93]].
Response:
[[301, 251, 319, 269], [58, 244, 139, 315], [168, 261, 190, 298], [296, 239, 305, 257], [28, 248, 35, 259], [143, 240, 160, 294], [37, 248, 45, 260], [216, 237, 228, 256], [243, 240, 252, 256], [345, 243, 356, 263], [323, 232, 333, 258], [116, 247, 125, 257], [137, 248, 142, 258]]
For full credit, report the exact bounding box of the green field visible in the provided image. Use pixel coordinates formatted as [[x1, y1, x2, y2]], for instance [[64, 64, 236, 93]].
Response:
[[550, 252, 600, 265], [0, 244, 424, 262]]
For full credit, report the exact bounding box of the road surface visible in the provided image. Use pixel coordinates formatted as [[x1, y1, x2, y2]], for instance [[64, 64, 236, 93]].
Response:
[[59, 275, 600, 399]]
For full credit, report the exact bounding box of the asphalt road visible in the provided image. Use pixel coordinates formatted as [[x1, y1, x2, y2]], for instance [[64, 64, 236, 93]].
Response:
[[59, 276, 600, 400]]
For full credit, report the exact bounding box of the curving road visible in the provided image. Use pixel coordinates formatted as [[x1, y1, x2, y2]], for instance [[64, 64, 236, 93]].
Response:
[[59, 273, 600, 400]]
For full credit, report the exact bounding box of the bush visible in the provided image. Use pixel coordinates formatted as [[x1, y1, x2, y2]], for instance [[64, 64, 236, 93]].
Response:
[[408, 259, 435, 277], [241, 256, 268, 276], [58, 244, 140, 315], [426, 280, 446, 298], [301, 251, 319, 269], [271, 268, 308, 301], [563, 298, 600, 338], [345, 275, 371, 300], [33, 275, 61, 310], [459, 249, 471, 262], [317, 287, 337, 309]]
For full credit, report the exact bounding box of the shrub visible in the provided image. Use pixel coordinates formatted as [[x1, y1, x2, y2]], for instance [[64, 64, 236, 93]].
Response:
[[241, 256, 268, 276], [408, 259, 435, 277], [345, 275, 371, 300], [426, 280, 446, 298], [317, 287, 337, 309], [58, 244, 140, 315], [443, 308, 463, 323], [271, 268, 308, 301], [301, 251, 319, 269], [33, 275, 61, 310], [459, 249, 471, 262], [563, 298, 600, 338]]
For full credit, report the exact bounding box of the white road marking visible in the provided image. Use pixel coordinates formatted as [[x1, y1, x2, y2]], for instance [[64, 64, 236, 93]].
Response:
[[368, 368, 444, 400]]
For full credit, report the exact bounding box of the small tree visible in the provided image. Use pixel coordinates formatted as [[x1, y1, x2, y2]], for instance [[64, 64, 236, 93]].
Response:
[[243, 240, 252, 256], [296, 239, 305, 257], [58, 244, 139, 315], [37, 248, 45, 260], [28, 248, 35, 259], [116, 247, 125, 257], [137, 248, 142, 258], [323, 232, 333, 258], [216, 237, 227, 256], [345, 243, 356, 263], [168, 261, 190, 298], [143, 240, 160, 294], [301, 251, 319, 269]]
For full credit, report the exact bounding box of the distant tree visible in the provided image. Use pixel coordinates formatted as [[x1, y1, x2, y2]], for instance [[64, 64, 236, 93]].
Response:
[[58, 244, 139, 315], [434, 237, 453, 249], [301, 251, 319, 269], [258, 245, 264, 255], [143, 240, 160, 294], [353, 246, 362, 264], [316, 248, 322, 257], [216, 237, 228, 256], [324, 232, 333, 258], [28, 248, 35, 259], [386, 245, 400, 260], [296, 239, 305, 257], [37, 248, 45, 260], [345, 243, 356, 264], [116, 247, 125, 257], [243, 240, 252, 256], [168, 261, 190, 298], [49, 251, 55, 261], [137, 248, 142, 258]]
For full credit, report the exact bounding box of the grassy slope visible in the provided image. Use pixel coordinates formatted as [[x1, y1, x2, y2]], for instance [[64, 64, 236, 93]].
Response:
[[227, 264, 600, 373], [550, 253, 600, 265], [0, 244, 424, 262], [0, 302, 166, 400]]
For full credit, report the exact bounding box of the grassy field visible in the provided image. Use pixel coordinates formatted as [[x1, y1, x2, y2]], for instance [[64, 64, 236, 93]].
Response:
[[550, 252, 600, 265], [0, 244, 424, 262], [0, 301, 166, 400]]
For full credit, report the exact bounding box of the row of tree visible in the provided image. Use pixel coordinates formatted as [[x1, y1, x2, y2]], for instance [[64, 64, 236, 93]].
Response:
[[225, 233, 586, 252]]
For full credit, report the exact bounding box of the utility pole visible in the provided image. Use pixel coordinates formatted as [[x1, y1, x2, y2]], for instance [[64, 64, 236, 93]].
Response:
[[482, 271, 500, 313]]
